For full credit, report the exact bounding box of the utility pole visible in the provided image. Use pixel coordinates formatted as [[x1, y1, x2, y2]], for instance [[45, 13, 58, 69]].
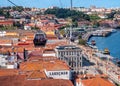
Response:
[[70, 0, 73, 10], [70, 0, 73, 44]]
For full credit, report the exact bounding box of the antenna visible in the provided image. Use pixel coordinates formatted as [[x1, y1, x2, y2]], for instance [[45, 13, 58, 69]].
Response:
[[70, 0, 73, 44]]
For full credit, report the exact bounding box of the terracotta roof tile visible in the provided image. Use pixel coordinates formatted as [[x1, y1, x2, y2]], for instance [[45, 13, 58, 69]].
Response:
[[0, 69, 18, 76], [25, 79, 73, 86], [27, 70, 47, 79], [20, 60, 70, 72], [82, 77, 115, 86], [0, 75, 25, 86], [76, 74, 115, 86], [20, 62, 43, 72], [0, 75, 73, 86]]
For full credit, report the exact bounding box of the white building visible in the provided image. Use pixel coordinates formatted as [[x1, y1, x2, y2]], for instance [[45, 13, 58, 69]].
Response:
[[0, 55, 8, 67], [98, 14, 108, 19], [24, 25, 31, 30], [20, 59, 72, 80], [0, 54, 18, 69], [73, 7, 90, 12], [0, 31, 6, 37], [55, 45, 82, 72], [42, 49, 56, 57], [43, 60, 72, 80], [45, 68, 71, 80]]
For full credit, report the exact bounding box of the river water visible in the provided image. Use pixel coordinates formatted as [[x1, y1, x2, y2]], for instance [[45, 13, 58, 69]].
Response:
[[89, 29, 120, 59]]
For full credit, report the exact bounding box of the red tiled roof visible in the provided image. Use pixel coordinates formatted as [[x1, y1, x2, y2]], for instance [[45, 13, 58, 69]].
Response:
[[0, 20, 13, 25], [0, 69, 18, 76], [27, 70, 47, 79], [76, 74, 115, 86], [82, 77, 115, 86], [25, 79, 73, 86], [0, 75, 73, 86], [20, 60, 70, 72]]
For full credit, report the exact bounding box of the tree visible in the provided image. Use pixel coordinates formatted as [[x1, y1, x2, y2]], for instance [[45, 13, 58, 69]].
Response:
[[0, 8, 10, 18], [89, 14, 100, 21], [31, 27, 39, 30], [78, 39, 86, 45], [0, 8, 3, 15], [107, 11, 116, 19], [44, 8, 90, 21], [13, 21, 21, 27], [72, 21, 78, 27], [12, 6, 24, 12], [59, 29, 65, 36]]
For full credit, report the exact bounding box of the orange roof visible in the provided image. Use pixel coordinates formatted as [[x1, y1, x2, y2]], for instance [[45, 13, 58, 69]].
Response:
[[20, 60, 70, 72], [0, 45, 34, 53], [43, 60, 70, 71], [28, 50, 43, 56], [20, 61, 43, 71], [82, 77, 115, 86], [27, 70, 47, 79], [0, 69, 18, 76], [0, 75, 73, 86], [0, 20, 13, 25], [6, 32, 18, 36], [0, 75, 25, 86], [0, 39, 11, 44], [25, 79, 73, 86], [28, 55, 58, 62]]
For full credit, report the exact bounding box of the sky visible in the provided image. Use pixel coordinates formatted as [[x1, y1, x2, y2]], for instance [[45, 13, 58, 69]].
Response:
[[0, 0, 120, 8]]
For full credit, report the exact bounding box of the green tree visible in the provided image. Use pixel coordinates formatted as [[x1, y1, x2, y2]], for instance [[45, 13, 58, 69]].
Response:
[[89, 14, 100, 21], [72, 21, 78, 27], [44, 8, 90, 21], [107, 11, 116, 19], [0, 8, 3, 15], [31, 27, 39, 30], [12, 6, 24, 12], [59, 29, 65, 36], [78, 39, 86, 45], [0, 8, 10, 18]]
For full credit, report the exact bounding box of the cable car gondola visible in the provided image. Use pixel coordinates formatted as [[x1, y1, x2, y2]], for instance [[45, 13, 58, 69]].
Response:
[[33, 31, 47, 46]]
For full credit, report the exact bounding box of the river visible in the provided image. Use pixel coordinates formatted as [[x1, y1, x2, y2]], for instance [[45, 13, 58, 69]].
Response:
[[89, 29, 120, 60]]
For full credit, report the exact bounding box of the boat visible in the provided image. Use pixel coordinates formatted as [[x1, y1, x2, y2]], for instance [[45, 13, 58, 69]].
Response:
[[111, 29, 117, 33], [103, 48, 110, 55], [91, 40, 96, 45], [33, 30, 47, 46], [117, 61, 120, 67], [88, 44, 98, 49]]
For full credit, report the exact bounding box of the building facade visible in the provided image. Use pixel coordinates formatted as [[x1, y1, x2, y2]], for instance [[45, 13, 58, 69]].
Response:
[[55, 45, 82, 72]]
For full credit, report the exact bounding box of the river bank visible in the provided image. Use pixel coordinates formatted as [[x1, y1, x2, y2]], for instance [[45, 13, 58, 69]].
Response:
[[77, 44, 120, 84], [88, 29, 120, 60]]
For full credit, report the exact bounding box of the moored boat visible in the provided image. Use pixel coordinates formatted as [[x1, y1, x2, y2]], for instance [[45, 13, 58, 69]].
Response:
[[91, 40, 96, 45], [111, 29, 117, 33], [116, 60, 120, 67], [103, 48, 110, 55]]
